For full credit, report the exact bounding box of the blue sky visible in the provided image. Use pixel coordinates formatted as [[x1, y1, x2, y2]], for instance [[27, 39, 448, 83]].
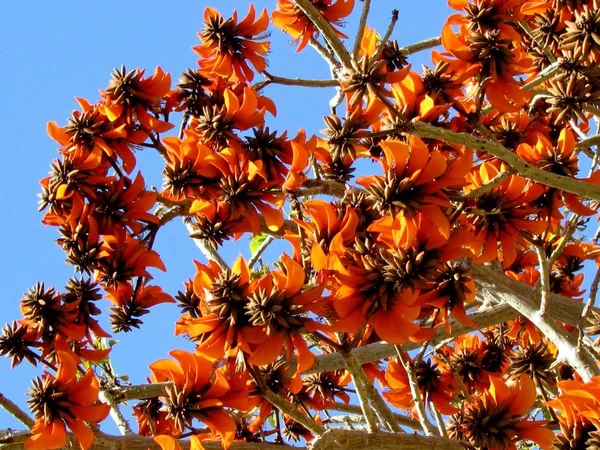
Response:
[[0, 0, 451, 433]]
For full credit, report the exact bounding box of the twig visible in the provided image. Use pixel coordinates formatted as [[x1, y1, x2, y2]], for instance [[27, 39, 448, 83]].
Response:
[[570, 120, 597, 158], [521, 60, 561, 91], [533, 244, 552, 317], [372, 10, 400, 62], [261, 71, 338, 88], [148, 133, 169, 162], [398, 36, 441, 56], [251, 367, 325, 436], [549, 215, 580, 267], [518, 21, 556, 63], [352, 0, 372, 59], [393, 349, 437, 436], [299, 178, 364, 197], [248, 235, 275, 269], [309, 37, 340, 70], [0, 395, 34, 429], [429, 402, 447, 437]]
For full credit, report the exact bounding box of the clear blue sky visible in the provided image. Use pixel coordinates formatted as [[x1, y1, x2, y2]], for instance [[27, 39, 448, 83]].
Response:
[[0, 0, 451, 432]]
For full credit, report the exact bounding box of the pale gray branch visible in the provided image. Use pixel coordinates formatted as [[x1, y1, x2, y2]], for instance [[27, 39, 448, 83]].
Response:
[[0, 395, 34, 429], [472, 264, 600, 381]]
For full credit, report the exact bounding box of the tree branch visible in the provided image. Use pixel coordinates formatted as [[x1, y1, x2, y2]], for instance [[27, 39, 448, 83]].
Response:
[[260, 71, 338, 88], [104, 268, 600, 399], [248, 235, 275, 269], [0, 395, 34, 429], [0, 430, 295, 450], [393, 349, 436, 436], [184, 219, 230, 271], [294, 0, 353, 70], [98, 390, 133, 435], [372, 10, 399, 62], [472, 264, 600, 381], [310, 429, 464, 450], [405, 121, 600, 201], [352, 0, 371, 59], [398, 36, 441, 56]]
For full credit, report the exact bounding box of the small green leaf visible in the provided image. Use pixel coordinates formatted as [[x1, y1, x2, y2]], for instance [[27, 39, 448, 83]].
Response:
[[250, 233, 269, 256]]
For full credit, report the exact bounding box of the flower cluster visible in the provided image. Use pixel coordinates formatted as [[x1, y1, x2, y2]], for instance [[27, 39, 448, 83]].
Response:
[[5, 1, 600, 450]]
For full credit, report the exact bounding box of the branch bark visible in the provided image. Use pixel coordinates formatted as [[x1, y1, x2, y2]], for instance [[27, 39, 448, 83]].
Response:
[[310, 429, 464, 450], [472, 264, 600, 381], [405, 121, 600, 201], [0, 395, 33, 429], [0, 428, 467, 450]]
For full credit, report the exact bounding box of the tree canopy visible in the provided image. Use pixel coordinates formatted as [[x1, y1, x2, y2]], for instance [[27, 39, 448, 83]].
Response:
[[2, 1, 600, 449]]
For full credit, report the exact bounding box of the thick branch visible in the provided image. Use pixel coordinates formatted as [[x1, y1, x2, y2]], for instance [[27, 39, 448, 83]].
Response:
[[0, 430, 293, 450], [576, 134, 600, 152], [472, 264, 600, 381], [307, 271, 599, 374], [405, 122, 600, 201], [310, 429, 464, 450]]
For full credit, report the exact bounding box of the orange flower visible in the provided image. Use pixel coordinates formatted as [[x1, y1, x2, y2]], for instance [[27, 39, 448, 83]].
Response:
[[101, 66, 174, 134], [48, 98, 139, 173], [105, 280, 175, 332], [242, 254, 325, 370], [438, 5, 533, 112], [93, 172, 160, 235], [95, 229, 166, 286], [25, 351, 110, 450], [438, 334, 491, 393], [150, 351, 252, 449], [290, 200, 359, 271], [358, 136, 470, 247], [449, 375, 554, 450], [272, 0, 354, 51], [464, 163, 547, 268], [176, 257, 252, 362], [517, 128, 597, 218], [194, 5, 270, 83], [384, 356, 459, 416]]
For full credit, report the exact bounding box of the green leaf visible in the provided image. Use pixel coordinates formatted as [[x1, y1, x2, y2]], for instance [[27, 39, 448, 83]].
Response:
[[250, 233, 269, 256]]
